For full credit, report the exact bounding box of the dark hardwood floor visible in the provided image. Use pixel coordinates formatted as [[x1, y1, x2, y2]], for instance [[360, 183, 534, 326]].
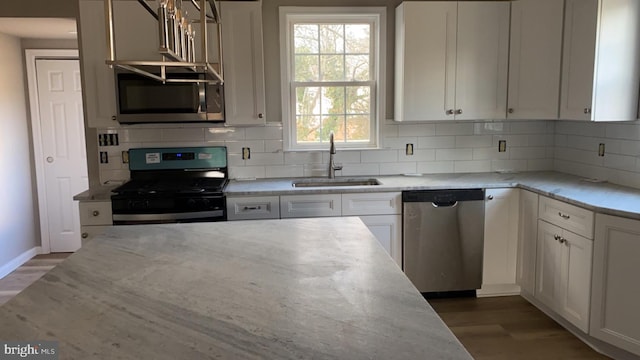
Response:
[[430, 296, 611, 360], [1, 256, 611, 359]]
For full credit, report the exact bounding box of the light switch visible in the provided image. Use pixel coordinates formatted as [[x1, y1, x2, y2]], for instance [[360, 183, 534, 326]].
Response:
[[498, 140, 507, 153], [242, 147, 251, 160]]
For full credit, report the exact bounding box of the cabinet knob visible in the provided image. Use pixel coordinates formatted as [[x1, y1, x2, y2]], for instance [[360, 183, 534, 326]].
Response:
[[558, 212, 570, 220], [446, 109, 454, 115], [559, 237, 567, 245], [92, 210, 100, 217], [81, 232, 89, 239], [487, 195, 494, 200], [111, 115, 117, 121], [455, 109, 463, 115], [508, 108, 514, 114], [258, 113, 264, 119], [554, 234, 560, 241], [584, 108, 592, 114]]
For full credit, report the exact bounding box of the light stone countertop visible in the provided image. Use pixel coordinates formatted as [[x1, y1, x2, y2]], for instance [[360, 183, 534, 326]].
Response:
[[73, 171, 640, 220], [0, 217, 472, 360], [226, 171, 640, 220]]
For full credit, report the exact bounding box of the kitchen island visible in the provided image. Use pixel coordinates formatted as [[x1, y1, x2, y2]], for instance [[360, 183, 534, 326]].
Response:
[[0, 217, 471, 359]]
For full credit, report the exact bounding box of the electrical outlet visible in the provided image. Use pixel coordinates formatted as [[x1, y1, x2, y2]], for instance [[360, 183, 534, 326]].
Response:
[[99, 151, 109, 164], [405, 143, 414, 156], [122, 150, 129, 164], [498, 140, 507, 153], [242, 147, 251, 160], [598, 143, 605, 157]]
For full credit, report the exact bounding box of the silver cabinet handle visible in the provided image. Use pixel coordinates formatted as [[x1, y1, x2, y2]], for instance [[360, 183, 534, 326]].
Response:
[[584, 108, 592, 114], [558, 212, 570, 220], [554, 234, 560, 241], [559, 237, 567, 244], [92, 210, 100, 217], [258, 113, 264, 119], [456, 109, 463, 115], [508, 108, 514, 114], [446, 109, 454, 115], [243, 206, 261, 211], [81, 232, 89, 239], [111, 115, 117, 121], [487, 195, 494, 200]]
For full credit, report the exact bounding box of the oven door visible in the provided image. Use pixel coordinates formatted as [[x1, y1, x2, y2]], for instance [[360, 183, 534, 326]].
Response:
[[111, 194, 227, 225], [115, 70, 224, 124]]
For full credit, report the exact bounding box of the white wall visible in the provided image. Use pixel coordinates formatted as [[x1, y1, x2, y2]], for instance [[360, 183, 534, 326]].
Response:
[[0, 32, 38, 269], [555, 120, 640, 188]]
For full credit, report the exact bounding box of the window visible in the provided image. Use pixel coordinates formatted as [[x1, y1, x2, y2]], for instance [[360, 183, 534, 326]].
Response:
[[280, 7, 386, 150]]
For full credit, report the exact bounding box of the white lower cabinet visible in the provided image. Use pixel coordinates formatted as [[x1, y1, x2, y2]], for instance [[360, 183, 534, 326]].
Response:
[[536, 220, 593, 332], [591, 214, 640, 356], [78, 201, 112, 245], [80, 225, 108, 244], [516, 190, 538, 296], [227, 196, 280, 220], [358, 215, 402, 267], [280, 194, 342, 218], [479, 188, 520, 296]]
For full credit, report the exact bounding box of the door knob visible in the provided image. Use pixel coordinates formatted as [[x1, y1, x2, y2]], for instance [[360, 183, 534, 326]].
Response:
[[46, 157, 54, 163], [487, 195, 494, 200]]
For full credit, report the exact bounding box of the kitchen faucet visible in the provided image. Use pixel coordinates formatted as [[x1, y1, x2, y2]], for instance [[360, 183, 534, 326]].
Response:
[[328, 132, 343, 179]]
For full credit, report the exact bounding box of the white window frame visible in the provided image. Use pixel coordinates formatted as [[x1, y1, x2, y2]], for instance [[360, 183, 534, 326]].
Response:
[[279, 6, 386, 151]]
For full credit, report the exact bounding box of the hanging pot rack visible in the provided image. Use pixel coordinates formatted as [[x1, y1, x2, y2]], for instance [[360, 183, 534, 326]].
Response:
[[104, 0, 223, 84]]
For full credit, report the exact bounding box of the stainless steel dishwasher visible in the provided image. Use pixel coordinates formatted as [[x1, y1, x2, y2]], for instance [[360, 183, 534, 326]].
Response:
[[402, 189, 485, 295]]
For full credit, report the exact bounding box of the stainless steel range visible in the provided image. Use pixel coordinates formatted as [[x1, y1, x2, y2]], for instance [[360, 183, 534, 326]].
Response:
[[111, 146, 228, 225]]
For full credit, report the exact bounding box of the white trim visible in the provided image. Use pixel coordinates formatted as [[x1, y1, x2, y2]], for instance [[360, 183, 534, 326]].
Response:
[[25, 49, 79, 255], [477, 284, 522, 297], [279, 7, 386, 151], [0, 247, 42, 280]]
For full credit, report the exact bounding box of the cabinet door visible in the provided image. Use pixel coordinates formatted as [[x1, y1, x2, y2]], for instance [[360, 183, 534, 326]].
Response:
[[394, 1, 457, 121], [455, 1, 509, 120], [517, 190, 538, 296], [342, 192, 401, 216], [536, 220, 563, 310], [221, 1, 266, 125], [78, 0, 118, 128], [79, 201, 113, 226], [560, 0, 598, 120], [591, 214, 640, 356], [280, 194, 341, 218], [559, 230, 593, 333], [358, 215, 402, 267], [479, 188, 520, 296], [227, 196, 280, 220], [507, 0, 563, 119], [80, 225, 108, 245]]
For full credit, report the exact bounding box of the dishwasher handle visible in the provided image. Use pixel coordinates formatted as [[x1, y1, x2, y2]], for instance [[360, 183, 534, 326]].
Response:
[[432, 201, 458, 208]]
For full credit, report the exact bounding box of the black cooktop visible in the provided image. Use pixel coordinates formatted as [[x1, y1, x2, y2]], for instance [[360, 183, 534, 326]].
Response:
[[113, 177, 228, 196]]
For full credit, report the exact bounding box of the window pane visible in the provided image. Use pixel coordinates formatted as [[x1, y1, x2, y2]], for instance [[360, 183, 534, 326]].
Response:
[[346, 86, 370, 114], [346, 115, 370, 142], [320, 24, 344, 53], [296, 87, 320, 115], [320, 55, 344, 81], [321, 115, 345, 142], [345, 55, 370, 81], [294, 24, 319, 54], [295, 55, 319, 82], [345, 24, 370, 54], [297, 116, 320, 142], [321, 87, 345, 115]]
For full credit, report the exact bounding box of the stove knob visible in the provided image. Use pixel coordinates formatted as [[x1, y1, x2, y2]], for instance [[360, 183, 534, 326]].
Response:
[[187, 199, 196, 207]]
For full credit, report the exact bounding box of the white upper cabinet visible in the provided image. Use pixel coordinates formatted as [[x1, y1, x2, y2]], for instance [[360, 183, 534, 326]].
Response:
[[560, 0, 640, 121], [220, 1, 266, 126], [507, 0, 564, 120], [394, 1, 509, 122], [79, 0, 118, 128]]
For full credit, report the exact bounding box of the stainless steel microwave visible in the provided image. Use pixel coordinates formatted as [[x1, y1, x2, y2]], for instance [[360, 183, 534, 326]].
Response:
[[114, 70, 224, 124]]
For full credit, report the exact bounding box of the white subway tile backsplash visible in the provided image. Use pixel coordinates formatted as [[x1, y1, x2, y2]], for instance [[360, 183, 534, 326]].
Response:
[[417, 136, 455, 149], [604, 154, 637, 171], [605, 123, 640, 140], [245, 125, 283, 140], [205, 127, 245, 141], [527, 159, 554, 171], [399, 149, 435, 162], [473, 147, 508, 160], [223, 140, 265, 154], [265, 140, 284, 153], [556, 121, 606, 137], [474, 122, 509, 135], [230, 166, 266, 179], [383, 136, 418, 150], [491, 159, 528, 172], [397, 123, 436, 137], [436, 148, 473, 161], [127, 128, 163, 142], [555, 147, 604, 166], [284, 152, 323, 165], [510, 121, 549, 134], [455, 160, 491, 173], [379, 162, 417, 175], [435, 122, 475, 136], [382, 123, 399, 137], [246, 152, 284, 166], [323, 150, 361, 164], [416, 161, 454, 174], [455, 135, 493, 148], [340, 163, 380, 176], [265, 165, 304, 178], [361, 149, 398, 163], [161, 127, 205, 141], [510, 147, 548, 160]]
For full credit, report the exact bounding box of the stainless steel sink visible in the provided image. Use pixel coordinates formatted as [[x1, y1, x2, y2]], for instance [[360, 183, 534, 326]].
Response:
[[292, 178, 381, 188]]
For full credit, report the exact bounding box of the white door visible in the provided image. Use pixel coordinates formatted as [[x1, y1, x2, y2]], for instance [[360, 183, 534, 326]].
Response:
[[559, 230, 592, 332], [36, 59, 87, 252]]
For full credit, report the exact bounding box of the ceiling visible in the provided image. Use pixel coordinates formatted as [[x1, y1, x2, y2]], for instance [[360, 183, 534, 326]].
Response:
[[0, 18, 77, 39]]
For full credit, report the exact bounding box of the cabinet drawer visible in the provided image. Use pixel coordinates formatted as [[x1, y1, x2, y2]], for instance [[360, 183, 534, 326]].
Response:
[[80, 225, 109, 245], [227, 196, 280, 220], [79, 201, 113, 226], [342, 192, 401, 216], [538, 196, 594, 239], [280, 194, 341, 218]]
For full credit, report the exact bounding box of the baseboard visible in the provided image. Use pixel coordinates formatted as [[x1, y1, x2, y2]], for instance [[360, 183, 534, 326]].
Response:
[[0, 247, 41, 280], [477, 283, 521, 297]]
